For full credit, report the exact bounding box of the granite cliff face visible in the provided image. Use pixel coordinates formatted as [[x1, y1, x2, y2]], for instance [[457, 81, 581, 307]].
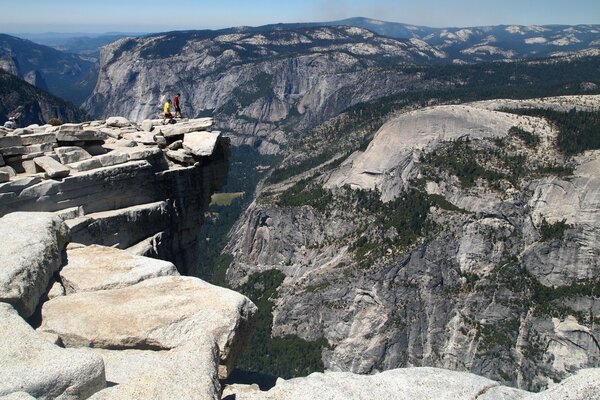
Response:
[[0, 34, 98, 105], [0, 69, 88, 126], [224, 95, 600, 391], [81, 24, 600, 157], [82, 26, 448, 154], [0, 116, 227, 274]]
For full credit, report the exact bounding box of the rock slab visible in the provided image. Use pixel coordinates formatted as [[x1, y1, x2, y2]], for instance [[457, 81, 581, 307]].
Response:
[[33, 156, 70, 179], [87, 337, 220, 400], [0, 212, 69, 317], [40, 276, 257, 378], [183, 131, 221, 157], [224, 367, 529, 400], [60, 245, 179, 294], [0, 303, 106, 400]]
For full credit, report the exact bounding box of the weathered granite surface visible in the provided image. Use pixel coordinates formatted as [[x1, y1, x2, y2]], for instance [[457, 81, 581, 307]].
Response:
[[0, 117, 227, 274], [0, 212, 69, 317], [0, 303, 106, 400]]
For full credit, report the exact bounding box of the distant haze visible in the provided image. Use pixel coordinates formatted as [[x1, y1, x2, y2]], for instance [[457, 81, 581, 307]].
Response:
[[2, 0, 599, 33]]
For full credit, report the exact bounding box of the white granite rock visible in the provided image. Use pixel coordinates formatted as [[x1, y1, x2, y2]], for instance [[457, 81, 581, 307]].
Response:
[[0, 165, 15, 177], [0, 303, 106, 400], [182, 131, 221, 157], [55, 146, 92, 164], [39, 276, 257, 378], [33, 156, 70, 179], [122, 132, 156, 145], [60, 245, 178, 294], [20, 133, 56, 146], [105, 117, 132, 128], [166, 149, 194, 164], [0, 212, 69, 317], [140, 119, 154, 132], [87, 337, 220, 400], [0, 171, 8, 183], [0, 392, 37, 400], [95, 151, 129, 167], [158, 118, 213, 138], [527, 368, 600, 399], [67, 158, 103, 172], [223, 367, 529, 400], [57, 130, 108, 142]]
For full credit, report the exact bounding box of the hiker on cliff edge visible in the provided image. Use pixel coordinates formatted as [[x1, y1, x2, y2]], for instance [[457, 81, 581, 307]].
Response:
[[163, 99, 173, 124], [173, 93, 182, 118]]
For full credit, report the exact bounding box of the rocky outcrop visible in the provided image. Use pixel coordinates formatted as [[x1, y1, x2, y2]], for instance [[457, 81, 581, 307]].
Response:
[[82, 27, 445, 153], [87, 337, 221, 399], [0, 212, 69, 317], [225, 95, 600, 391], [224, 367, 600, 400], [0, 115, 265, 398], [59, 245, 178, 294], [0, 116, 228, 274], [40, 274, 257, 378], [0, 303, 106, 399]]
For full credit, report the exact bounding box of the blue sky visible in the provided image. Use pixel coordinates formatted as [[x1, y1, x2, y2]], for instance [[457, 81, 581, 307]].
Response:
[[2, 0, 599, 33]]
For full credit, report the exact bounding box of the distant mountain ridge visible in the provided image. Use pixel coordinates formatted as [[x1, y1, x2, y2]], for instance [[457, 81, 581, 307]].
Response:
[[0, 34, 98, 105], [0, 69, 88, 126], [248, 17, 600, 61]]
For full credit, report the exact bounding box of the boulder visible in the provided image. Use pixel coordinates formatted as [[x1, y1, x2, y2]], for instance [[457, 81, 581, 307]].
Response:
[[39, 276, 257, 378], [158, 118, 213, 138], [0, 171, 8, 183], [55, 146, 92, 164], [99, 127, 122, 139], [0, 303, 106, 400], [154, 135, 167, 147], [60, 245, 178, 294], [0, 166, 15, 177], [182, 131, 221, 157], [105, 117, 131, 128], [87, 337, 220, 400], [166, 149, 194, 164], [33, 156, 70, 179], [122, 132, 156, 145], [167, 140, 183, 150], [0, 212, 69, 317], [140, 119, 154, 132], [222, 367, 529, 400]]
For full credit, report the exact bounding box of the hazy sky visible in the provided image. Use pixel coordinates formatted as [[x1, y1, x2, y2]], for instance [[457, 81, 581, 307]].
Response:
[[2, 0, 599, 33]]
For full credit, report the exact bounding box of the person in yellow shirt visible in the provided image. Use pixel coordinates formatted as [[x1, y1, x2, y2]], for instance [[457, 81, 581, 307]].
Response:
[[163, 99, 173, 124]]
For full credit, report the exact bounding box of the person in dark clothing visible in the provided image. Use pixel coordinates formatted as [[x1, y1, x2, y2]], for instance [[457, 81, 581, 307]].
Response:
[[173, 93, 182, 118]]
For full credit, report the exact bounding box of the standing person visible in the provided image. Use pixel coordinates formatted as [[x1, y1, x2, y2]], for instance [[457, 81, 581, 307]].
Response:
[[163, 99, 173, 124], [173, 93, 182, 118]]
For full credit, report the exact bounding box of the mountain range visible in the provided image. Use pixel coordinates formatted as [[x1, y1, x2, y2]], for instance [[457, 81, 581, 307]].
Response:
[[1, 18, 600, 392]]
